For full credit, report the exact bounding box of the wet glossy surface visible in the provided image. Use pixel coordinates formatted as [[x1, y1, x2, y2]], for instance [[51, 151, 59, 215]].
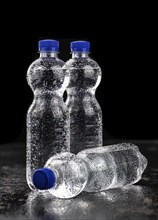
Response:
[[0, 141, 158, 219]]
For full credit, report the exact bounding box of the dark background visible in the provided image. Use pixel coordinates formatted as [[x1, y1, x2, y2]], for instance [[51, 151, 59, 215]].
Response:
[[1, 4, 158, 220], [0, 4, 157, 144]]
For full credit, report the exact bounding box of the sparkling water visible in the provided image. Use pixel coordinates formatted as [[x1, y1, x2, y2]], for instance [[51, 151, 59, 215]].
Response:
[[78, 143, 147, 192], [33, 143, 147, 198], [63, 41, 103, 154], [26, 40, 70, 190]]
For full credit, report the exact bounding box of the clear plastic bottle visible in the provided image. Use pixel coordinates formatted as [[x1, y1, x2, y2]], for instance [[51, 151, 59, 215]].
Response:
[[26, 40, 70, 190], [32, 143, 147, 198], [63, 41, 102, 154]]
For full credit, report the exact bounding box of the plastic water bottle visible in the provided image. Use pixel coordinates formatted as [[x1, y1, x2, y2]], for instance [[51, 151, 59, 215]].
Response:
[[63, 41, 103, 154], [32, 143, 147, 198], [26, 40, 70, 190]]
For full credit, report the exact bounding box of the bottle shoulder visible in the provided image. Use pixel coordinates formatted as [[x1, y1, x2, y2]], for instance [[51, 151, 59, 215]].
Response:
[[27, 57, 65, 73], [27, 57, 67, 91], [63, 57, 101, 70]]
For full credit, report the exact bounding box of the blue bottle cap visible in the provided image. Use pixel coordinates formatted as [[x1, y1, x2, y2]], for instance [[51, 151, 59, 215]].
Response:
[[32, 168, 56, 190], [38, 39, 59, 52], [71, 41, 90, 52]]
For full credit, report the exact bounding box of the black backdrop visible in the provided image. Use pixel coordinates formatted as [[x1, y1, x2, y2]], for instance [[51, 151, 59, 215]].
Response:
[[0, 4, 157, 143]]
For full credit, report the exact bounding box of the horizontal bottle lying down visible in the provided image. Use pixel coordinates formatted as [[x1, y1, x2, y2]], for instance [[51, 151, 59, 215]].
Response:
[[32, 143, 147, 198]]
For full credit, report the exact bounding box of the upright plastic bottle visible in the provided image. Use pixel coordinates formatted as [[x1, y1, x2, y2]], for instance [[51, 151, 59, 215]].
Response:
[[26, 40, 70, 190], [63, 41, 103, 154], [32, 143, 147, 198]]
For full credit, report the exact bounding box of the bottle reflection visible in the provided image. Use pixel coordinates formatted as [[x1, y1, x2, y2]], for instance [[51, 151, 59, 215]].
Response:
[[26, 191, 93, 220], [26, 185, 151, 220]]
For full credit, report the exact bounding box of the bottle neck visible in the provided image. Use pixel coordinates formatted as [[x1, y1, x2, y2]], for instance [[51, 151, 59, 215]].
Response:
[[72, 52, 89, 58], [40, 51, 58, 58]]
